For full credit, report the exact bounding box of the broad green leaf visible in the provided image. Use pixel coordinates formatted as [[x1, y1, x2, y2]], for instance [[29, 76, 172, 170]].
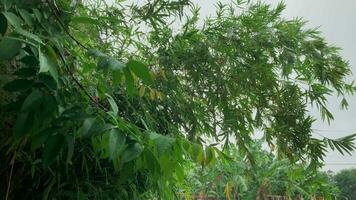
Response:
[[105, 93, 118, 116], [2, 11, 22, 28], [88, 48, 125, 71], [204, 146, 215, 165], [18, 9, 33, 26], [39, 74, 57, 90], [109, 128, 126, 160], [2, 11, 42, 43], [127, 60, 153, 85], [149, 132, 175, 155], [0, 37, 22, 60], [31, 127, 56, 150], [13, 112, 31, 138], [191, 143, 203, 164], [123, 67, 135, 96], [21, 89, 43, 112], [20, 55, 38, 66], [14, 26, 43, 44], [3, 79, 32, 92], [80, 118, 97, 137], [39, 48, 59, 83], [14, 67, 37, 77], [121, 143, 143, 163], [42, 134, 65, 166], [144, 150, 160, 177]]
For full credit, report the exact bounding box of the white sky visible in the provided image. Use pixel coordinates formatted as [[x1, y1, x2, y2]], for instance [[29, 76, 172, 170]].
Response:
[[107, 0, 356, 172]]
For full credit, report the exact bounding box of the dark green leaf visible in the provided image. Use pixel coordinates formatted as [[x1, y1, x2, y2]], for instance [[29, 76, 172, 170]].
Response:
[[21, 89, 43, 112], [38, 74, 57, 90], [31, 127, 56, 150], [3, 79, 32, 92], [0, 37, 22, 60], [0, 13, 7, 35], [42, 134, 65, 166], [14, 67, 37, 77], [121, 143, 143, 163], [13, 112, 31, 138]]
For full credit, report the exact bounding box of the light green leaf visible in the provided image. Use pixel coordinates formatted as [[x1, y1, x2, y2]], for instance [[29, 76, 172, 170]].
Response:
[[105, 93, 118, 116], [2, 11, 22, 28], [39, 48, 59, 83]]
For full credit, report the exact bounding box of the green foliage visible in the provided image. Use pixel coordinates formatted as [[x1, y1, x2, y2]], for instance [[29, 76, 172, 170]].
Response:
[[334, 169, 356, 200], [181, 143, 340, 200], [0, 0, 355, 199]]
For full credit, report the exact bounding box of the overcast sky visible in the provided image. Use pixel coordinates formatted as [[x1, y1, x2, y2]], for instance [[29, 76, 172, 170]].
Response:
[[108, 0, 356, 172]]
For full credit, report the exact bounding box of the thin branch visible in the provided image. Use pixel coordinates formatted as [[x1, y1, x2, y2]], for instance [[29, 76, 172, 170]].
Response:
[[46, 0, 89, 50], [5, 152, 16, 200]]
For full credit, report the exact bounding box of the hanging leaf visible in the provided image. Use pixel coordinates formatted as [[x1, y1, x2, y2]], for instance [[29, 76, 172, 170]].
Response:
[[87, 48, 125, 71], [105, 93, 118, 116], [127, 60, 153, 85], [18, 9, 33, 26], [2, 11, 22, 28], [31, 127, 56, 150], [80, 118, 97, 137], [123, 67, 135, 96], [149, 132, 175, 155], [13, 112, 32, 138], [42, 134, 65, 166], [39, 48, 59, 83], [109, 128, 126, 160], [121, 143, 143, 163], [21, 89, 43, 112], [0, 37, 22, 60]]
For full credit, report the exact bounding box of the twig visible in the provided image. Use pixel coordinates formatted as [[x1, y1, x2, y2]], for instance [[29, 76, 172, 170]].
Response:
[[5, 152, 16, 200], [46, 0, 89, 50]]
